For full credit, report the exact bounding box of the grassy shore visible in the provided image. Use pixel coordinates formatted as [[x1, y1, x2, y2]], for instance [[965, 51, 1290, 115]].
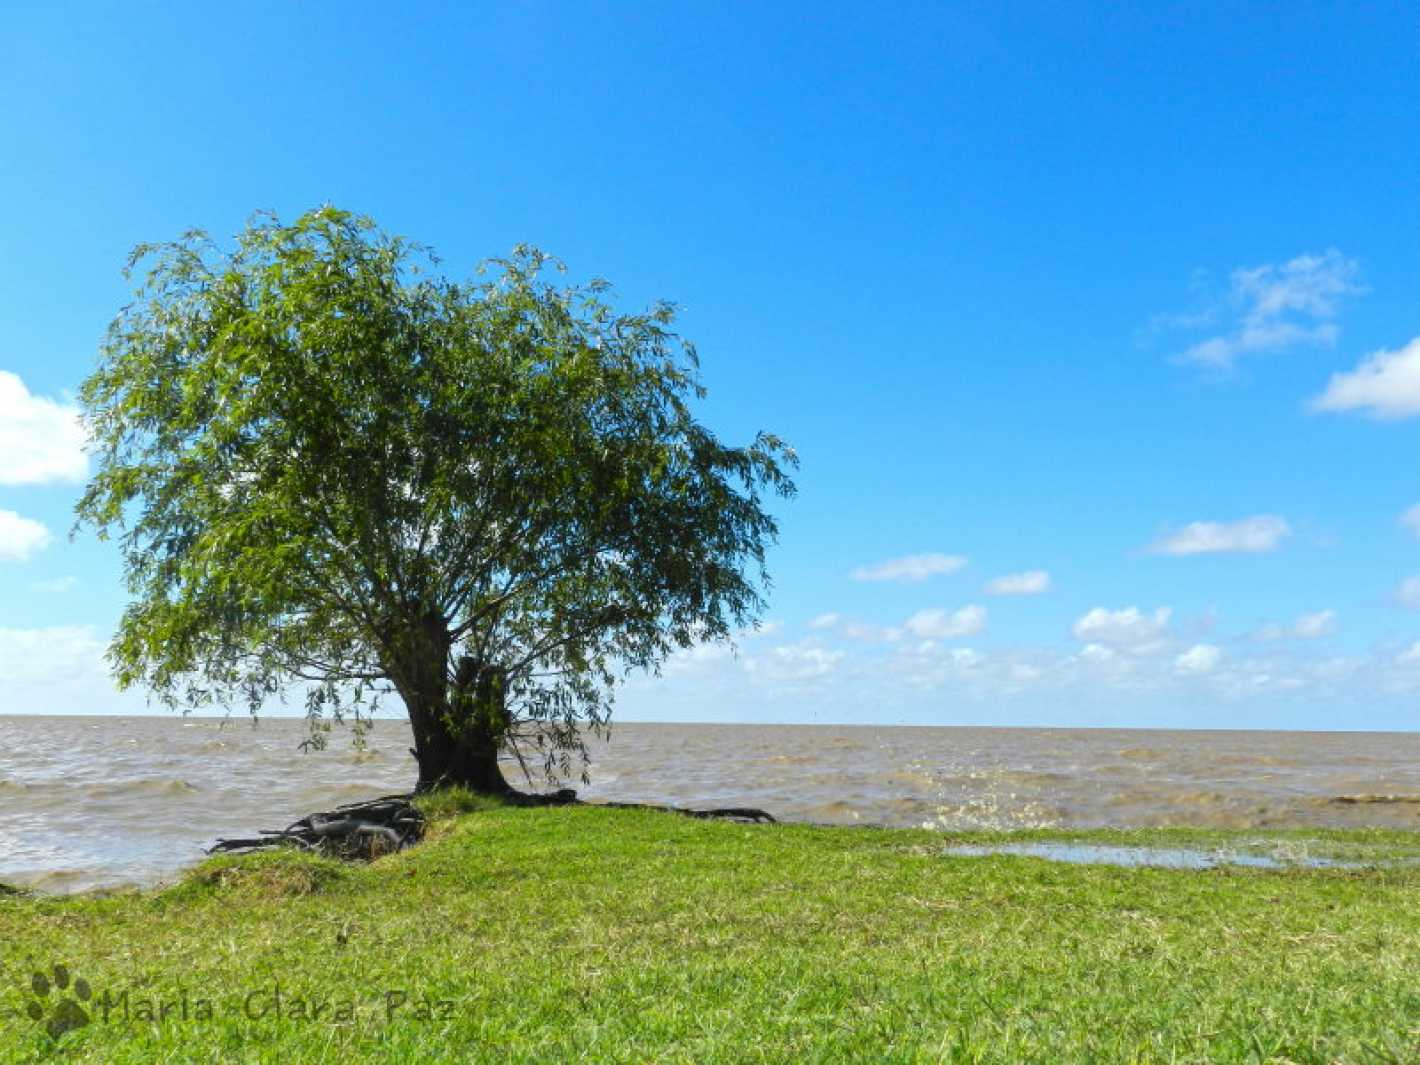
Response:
[[1, 797, 1417, 1063]]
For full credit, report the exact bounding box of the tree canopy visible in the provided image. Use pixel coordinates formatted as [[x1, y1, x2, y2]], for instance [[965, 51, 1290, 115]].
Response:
[[77, 207, 795, 791]]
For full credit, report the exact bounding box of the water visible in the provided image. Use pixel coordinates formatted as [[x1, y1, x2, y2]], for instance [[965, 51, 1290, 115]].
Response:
[[939, 842, 1415, 870], [1, 715, 1417, 892]]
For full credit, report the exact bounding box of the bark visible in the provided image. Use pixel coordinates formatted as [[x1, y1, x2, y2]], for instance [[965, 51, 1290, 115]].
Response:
[[387, 612, 513, 795], [408, 708, 510, 795]]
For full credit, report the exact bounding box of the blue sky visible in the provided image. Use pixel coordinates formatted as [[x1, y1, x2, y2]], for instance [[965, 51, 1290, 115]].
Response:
[[2, 3, 1419, 729]]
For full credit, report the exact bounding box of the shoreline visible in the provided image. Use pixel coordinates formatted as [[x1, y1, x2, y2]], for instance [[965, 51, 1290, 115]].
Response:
[[7, 811, 1420, 900], [2, 804, 1417, 1060], [6, 717, 1418, 893]]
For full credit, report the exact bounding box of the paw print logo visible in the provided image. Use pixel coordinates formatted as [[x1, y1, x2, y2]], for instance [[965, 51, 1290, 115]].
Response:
[[24, 964, 91, 1039]]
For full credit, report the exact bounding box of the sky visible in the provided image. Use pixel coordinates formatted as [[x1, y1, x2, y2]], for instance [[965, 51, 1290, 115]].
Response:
[[2, 3, 1419, 730]]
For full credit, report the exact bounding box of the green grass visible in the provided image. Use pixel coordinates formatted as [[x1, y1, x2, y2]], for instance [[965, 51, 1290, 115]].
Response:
[[1, 801, 1417, 1063]]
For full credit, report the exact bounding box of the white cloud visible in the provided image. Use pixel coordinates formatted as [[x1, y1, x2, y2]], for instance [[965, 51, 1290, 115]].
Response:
[[1146, 515, 1291, 556], [0, 625, 107, 686], [1395, 577, 1420, 609], [805, 613, 896, 642], [1173, 250, 1362, 369], [662, 641, 735, 676], [884, 640, 993, 692], [0, 371, 88, 485], [750, 641, 846, 682], [1291, 610, 1338, 639], [840, 619, 892, 642], [738, 619, 782, 639], [1174, 644, 1223, 675], [0, 509, 52, 562], [1254, 609, 1338, 640], [1310, 656, 1362, 682], [1072, 606, 1172, 650], [1311, 337, 1420, 420], [1401, 505, 1420, 539], [31, 575, 79, 594], [1396, 642, 1420, 666], [902, 605, 987, 639], [632, 611, 1420, 718], [984, 570, 1051, 596], [850, 553, 967, 583]]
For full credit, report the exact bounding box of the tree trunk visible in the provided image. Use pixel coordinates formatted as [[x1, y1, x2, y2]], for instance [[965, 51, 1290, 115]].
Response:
[[408, 709, 510, 795], [390, 613, 513, 795], [403, 654, 512, 795]]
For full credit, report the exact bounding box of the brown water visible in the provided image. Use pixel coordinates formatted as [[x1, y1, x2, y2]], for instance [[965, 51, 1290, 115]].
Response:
[[1, 715, 1417, 892]]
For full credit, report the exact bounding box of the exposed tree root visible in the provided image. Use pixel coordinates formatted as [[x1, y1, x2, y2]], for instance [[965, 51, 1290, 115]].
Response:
[[208, 796, 425, 860], [207, 789, 775, 862], [593, 802, 776, 823], [501, 788, 777, 823]]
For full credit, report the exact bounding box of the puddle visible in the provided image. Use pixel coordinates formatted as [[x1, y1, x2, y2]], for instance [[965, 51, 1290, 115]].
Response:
[[940, 842, 1408, 870]]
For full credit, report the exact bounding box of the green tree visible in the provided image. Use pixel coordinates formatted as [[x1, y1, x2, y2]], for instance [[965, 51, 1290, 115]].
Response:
[[77, 207, 795, 793]]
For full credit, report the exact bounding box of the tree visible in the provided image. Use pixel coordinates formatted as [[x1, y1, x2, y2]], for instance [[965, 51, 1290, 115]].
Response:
[[77, 207, 795, 794]]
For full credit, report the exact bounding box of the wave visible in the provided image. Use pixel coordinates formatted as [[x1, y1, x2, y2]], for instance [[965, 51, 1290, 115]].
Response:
[[883, 768, 939, 790], [78, 779, 201, 801], [798, 800, 865, 822], [2, 868, 119, 894], [1330, 794, 1420, 805], [922, 796, 1064, 831]]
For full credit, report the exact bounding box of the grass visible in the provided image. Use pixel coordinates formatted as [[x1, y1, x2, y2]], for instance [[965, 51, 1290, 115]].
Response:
[[0, 798, 1417, 1063]]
